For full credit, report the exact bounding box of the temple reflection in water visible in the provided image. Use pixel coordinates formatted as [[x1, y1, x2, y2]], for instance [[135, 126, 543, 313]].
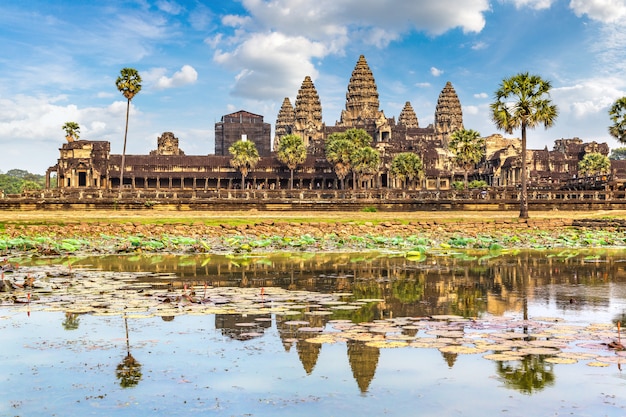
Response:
[[67, 250, 626, 393]]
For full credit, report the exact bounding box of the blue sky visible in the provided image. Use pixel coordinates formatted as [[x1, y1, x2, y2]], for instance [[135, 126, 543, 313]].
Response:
[[2, 0, 626, 174]]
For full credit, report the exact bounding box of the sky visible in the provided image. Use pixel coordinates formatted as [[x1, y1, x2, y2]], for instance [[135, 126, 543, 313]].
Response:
[[2, 0, 626, 175]]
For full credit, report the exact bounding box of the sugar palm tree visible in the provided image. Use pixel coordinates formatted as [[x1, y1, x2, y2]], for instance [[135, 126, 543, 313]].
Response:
[[448, 129, 485, 189], [491, 73, 558, 219], [276, 134, 307, 190], [229, 139, 260, 189], [62, 122, 80, 142], [609, 97, 626, 143], [351, 146, 380, 189], [578, 152, 611, 177], [390, 152, 424, 189], [325, 134, 355, 190], [115, 67, 142, 191]]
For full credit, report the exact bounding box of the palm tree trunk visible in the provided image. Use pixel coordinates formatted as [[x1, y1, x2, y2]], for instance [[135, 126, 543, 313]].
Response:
[[290, 169, 294, 190], [464, 171, 469, 189], [119, 98, 130, 192], [520, 123, 529, 219]]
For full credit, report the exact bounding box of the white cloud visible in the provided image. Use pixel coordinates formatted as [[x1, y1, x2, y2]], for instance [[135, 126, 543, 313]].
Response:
[[471, 41, 488, 50], [506, 0, 555, 10], [214, 32, 326, 100], [474, 92, 488, 99], [151, 65, 198, 89], [430, 67, 444, 77], [241, 0, 489, 38], [463, 105, 480, 115], [212, 1, 491, 101], [570, 0, 626, 23], [156, 0, 184, 15], [415, 82, 431, 88]]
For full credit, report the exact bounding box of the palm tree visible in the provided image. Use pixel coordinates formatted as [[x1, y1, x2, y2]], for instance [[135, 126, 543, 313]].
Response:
[[578, 152, 611, 177], [390, 152, 424, 189], [276, 134, 307, 190], [325, 134, 355, 190], [491, 73, 558, 219], [228, 140, 260, 189], [448, 129, 485, 189], [62, 122, 80, 142], [609, 97, 626, 143], [116, 316, 142, 388], [115, 68, 142, 191], [351, 146, 381, 189]]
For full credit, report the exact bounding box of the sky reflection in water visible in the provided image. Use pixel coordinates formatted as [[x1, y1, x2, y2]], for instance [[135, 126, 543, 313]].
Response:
[[3, 250, 626, 416]]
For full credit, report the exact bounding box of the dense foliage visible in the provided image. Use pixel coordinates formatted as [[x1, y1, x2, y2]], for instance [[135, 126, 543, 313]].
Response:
[[0, 169, 49, 194]]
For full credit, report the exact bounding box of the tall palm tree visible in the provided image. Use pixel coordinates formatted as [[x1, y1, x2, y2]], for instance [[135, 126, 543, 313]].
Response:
[[609, 97, 626, 143], [448, 129, 485, 189], [276, 134, 307, 190], [115, 68, 142, 191], [390, 152, 424, 189], [229, 139, 260, 189], [578, 152, 611, 177], [491, 73, 558, 219], [62, 122, 80, 142], [325, 134, 355, 190], [351, 146, 381, 189]]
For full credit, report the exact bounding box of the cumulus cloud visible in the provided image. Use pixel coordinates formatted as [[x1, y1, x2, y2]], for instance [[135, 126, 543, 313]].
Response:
[[415, 82, 431, 88], [471, 41, 487, 50], [212, 0, 490, 101], [430, 67, 444, 77], [570, 0, 626, 23], [474, 92, 488, 99], [214, 32, 326, 100], [153, 65, 198, 89]]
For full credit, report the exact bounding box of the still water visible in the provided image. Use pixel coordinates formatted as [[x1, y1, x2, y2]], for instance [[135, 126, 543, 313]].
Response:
[[3, 249, 626, 416]]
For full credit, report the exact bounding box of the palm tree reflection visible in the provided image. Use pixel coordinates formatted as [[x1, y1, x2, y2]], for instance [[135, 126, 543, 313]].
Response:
[[496, 355, 555, 394], [116, 316, 142, 388]]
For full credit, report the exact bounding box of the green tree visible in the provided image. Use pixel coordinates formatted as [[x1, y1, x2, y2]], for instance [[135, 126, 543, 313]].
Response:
[[578, 152, 611, 177], [448, 129, 485, 189], [491, 73, 558, 219], [351, 146, 380, 189], [229, 140, 260, 189], [276, 134, 307, 190], [20, 180, 41, 192], [115, 68, 142, 191], [609, 147, 626, 160], [390, 152, 424, 189], [609, 97, 626, 143], [62, 122, 80, 142], [325, 134, 355, 190], [344, 128, 373, 148]]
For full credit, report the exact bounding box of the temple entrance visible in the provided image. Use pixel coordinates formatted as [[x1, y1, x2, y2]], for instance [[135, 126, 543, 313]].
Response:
[[78, 172, 87, 187]]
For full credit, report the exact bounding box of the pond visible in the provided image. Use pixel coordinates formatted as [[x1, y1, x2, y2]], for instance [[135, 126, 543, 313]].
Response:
[[3, 249, 626, 416]]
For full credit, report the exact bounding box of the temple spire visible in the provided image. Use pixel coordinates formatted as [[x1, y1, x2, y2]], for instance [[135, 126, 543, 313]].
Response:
[[434, 81, 463, 135], [294, 76, 323, 146], [339, 55, 380, 126]]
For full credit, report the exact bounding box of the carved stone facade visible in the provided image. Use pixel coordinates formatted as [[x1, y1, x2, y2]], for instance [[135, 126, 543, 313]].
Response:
[[274, 97, 295, 149], [150, 132, 185, 156], [398, 102, 419, 128], [293, 76, 324, 146], [434, 81, 464, 136]]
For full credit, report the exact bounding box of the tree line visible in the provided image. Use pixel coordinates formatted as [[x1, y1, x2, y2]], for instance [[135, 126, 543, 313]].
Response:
[[0, 169, 50, 194]]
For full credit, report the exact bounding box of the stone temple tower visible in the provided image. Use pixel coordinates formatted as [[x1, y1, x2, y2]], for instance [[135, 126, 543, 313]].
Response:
[[398, 102, 419, 128], [434, 81, 463, 135], [339, 55, 383, 126], [274, 97, 295, 150], [293, 76, 323, 146]]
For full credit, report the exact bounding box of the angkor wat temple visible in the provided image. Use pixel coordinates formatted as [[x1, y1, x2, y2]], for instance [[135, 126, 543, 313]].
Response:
[[46, 55, 612, 192]]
